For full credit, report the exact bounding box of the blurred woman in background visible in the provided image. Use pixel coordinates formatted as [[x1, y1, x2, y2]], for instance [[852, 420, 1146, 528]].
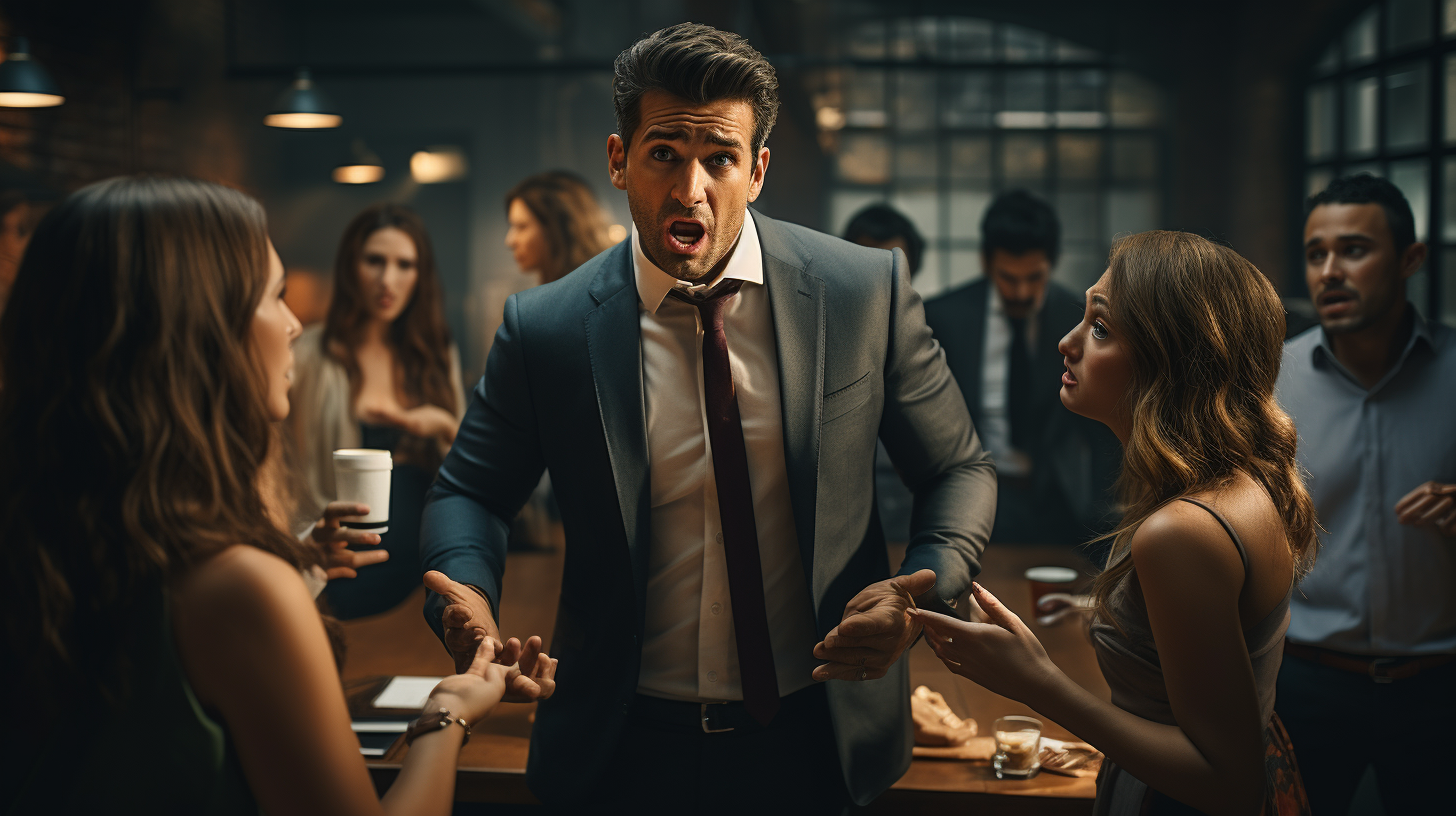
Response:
[[288, 203, 464, 619], [915, 231, 1315, 815], [501, 172, 613, 550], [505, 170, 613, 284], [0, 176, 553, 815]]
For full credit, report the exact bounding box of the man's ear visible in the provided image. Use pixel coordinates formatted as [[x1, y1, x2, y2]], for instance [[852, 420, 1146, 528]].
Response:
[[1399, 241, 1427, 280], [746, 146, 770, 203], [607, 134, 628, 191]]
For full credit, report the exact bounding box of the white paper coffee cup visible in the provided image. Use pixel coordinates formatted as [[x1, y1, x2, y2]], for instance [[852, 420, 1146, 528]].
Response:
[[333, 448, 392, 534]]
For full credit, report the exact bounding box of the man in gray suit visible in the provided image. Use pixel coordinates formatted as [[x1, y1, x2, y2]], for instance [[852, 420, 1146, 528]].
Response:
[[419, 23, 995, 813]]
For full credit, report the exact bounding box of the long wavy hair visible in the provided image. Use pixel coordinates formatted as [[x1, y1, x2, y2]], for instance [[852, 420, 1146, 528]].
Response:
[[506, 171, 613, 283], [0, 177, 321, 707], [320, 204, 456, 456], [1089, 231, 1318, 623]]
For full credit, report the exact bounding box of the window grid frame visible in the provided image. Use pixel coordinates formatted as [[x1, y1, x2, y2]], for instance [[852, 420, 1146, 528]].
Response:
[[1304, 0, 1449, 321], [824, 15, 1171, 295]]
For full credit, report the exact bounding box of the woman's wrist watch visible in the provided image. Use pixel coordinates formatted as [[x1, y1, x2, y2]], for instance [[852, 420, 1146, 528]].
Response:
[[405, 707, 471, 747]]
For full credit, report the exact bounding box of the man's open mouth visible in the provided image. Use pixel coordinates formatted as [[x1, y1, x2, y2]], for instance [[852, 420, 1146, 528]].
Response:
[[665, 219, 707, 253], [1319, 290, 1356, 313]]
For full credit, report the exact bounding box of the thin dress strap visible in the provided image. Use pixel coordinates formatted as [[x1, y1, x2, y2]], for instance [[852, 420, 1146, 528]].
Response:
[[1176, 497, 1250, 573]]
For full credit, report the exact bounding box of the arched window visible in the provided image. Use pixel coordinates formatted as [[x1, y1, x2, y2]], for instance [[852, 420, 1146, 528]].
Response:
[[815, 17, 1167, 297], [1304, 0, 1455, 324]]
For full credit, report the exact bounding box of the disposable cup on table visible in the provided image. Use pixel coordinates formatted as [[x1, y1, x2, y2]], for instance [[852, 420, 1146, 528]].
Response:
[[1025, 566, 1080, 614]]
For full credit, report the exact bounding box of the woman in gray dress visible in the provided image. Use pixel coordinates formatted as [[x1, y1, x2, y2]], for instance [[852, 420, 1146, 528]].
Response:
[[915, 231, 1316, 815]]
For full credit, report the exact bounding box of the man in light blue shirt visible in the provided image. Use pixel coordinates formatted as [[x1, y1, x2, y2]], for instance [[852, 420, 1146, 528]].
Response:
[[1275, 174, 1456, 815]]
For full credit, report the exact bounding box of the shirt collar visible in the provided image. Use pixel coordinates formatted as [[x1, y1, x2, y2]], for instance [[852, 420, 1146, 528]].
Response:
[[632, 212, 760, 315], [988, 283, 1040, 326], [1313, 301, 1434, 365]]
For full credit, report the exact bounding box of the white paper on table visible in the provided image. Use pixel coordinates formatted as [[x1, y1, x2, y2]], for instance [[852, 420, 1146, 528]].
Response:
[[371, 676, 443, 709], [351, 720, 413, 733]]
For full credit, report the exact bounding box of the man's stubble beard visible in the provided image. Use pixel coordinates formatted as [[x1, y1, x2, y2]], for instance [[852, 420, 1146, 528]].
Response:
[[627, 189, 742, 284], [1321, 275, 1403, 336]]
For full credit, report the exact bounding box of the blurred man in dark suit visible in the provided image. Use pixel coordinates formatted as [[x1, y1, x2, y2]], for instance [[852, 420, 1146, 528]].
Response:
[[924, 190, 1119, 548]]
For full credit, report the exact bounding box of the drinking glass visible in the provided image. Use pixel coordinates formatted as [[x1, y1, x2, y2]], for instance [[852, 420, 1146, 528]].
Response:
[[993, 715, 1042, 779]]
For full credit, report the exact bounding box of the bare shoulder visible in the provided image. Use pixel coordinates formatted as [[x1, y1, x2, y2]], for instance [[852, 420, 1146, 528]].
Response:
[[175, 544, 312, 621], [1130, 499, 1245, 592], [173, 545, 328, 707]]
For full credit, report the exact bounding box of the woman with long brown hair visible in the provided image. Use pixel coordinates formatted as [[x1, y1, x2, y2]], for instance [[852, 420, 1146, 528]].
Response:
[[913, 231, 1316, 815], [288, 203, 464, 618], [504, 170, 613, 284], [0, 176, 554, 814]]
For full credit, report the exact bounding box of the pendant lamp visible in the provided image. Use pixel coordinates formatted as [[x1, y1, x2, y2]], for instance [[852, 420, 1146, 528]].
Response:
[[0, 37, 63, 108], [333, 139, 384, 184], [265, 68, 341, 129]]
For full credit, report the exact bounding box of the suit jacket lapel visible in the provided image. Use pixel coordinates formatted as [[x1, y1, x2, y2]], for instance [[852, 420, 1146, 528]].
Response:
[[960, 280, 988, 429], [1034, 288, 1075, 414], [584, 242, 651, 623], [755, 211, 825, 586]]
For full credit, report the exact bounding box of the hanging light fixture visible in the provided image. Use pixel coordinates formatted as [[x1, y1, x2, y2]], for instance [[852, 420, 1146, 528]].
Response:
[[0, 37, 63, 108], [264, 68, 340, 129], [333, 138, 384, 184]]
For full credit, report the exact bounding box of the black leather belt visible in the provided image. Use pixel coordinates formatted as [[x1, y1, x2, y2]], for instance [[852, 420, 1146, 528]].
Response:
[[633, 686, 820, 734], [1284, 642, 1456, 683]]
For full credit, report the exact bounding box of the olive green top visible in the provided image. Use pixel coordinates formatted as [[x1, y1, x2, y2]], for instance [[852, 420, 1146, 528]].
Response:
[[5, 590, 258, 815]]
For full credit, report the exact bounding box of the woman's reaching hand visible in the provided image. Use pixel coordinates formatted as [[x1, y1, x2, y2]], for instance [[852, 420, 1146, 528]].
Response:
[[911, 583, 1062, 703]]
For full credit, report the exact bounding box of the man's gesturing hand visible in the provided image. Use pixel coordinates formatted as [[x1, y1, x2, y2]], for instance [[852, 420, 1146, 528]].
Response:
[[1396, 481, 1456, 538], [423, 570, 558, 703], [812, 568, 937, 682]]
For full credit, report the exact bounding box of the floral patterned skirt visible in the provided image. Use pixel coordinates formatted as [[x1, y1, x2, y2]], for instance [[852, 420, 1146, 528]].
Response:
[[1092, 713, 1311, 816]]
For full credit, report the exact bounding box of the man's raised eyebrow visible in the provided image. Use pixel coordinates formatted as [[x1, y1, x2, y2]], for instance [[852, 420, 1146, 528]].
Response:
[[642, 126, 689, 142], [1305, 232, 1376, 248], [705, 131, 743, 149]]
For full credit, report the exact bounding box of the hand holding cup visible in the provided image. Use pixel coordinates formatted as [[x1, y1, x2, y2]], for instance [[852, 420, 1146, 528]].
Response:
[[309, 501, 388, 581]]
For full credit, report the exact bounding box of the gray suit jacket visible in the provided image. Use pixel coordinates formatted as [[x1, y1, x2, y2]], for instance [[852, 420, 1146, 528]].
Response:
[[420, 210, 996, 806]]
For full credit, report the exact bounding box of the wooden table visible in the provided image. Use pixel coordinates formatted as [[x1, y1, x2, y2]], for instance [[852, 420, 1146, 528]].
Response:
[[341, 537, 1107, 814]]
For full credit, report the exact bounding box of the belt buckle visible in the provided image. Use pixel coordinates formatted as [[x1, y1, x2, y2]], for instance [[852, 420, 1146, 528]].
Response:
[[701, 702, 734, 733], [1369, 657, 1399, 683]]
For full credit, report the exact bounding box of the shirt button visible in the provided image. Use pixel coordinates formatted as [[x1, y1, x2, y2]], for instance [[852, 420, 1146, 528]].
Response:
[[716, 532, 724, 544], [708, 670, 719, 683], [711, 602, 723, 616]]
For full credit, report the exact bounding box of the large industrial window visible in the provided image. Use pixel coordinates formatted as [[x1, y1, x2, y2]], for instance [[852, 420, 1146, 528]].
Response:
[[813, 16, 1168, 298], [1305, 0, 1456, 324]]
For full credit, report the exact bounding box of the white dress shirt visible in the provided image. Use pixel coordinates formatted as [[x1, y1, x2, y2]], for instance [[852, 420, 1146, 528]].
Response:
[[979, 287, 1036, 478], [632, 214, 820, 702]]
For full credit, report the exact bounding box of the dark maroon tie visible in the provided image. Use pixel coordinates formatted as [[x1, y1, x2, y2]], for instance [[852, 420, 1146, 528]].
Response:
[[667, 279, 780, 725]]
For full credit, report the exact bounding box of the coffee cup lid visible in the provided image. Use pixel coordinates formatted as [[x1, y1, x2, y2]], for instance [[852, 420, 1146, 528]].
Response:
[[1024, 566, 1079, 583], [333, 448, 393, 470]]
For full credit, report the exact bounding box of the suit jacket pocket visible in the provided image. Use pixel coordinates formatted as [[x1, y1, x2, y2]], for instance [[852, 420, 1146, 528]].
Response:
[[822, 371, 872, 425]]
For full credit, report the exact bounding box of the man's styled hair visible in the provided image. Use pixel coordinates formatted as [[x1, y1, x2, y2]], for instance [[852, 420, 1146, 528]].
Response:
[[613, 23, 779, 154], [981, 189, 1061, 265], [1308, 174, 1417, 255], [844, 204, 926, 275]]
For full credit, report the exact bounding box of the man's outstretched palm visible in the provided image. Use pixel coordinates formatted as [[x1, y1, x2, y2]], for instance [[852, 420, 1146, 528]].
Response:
[[424, 570, 558, 702]]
